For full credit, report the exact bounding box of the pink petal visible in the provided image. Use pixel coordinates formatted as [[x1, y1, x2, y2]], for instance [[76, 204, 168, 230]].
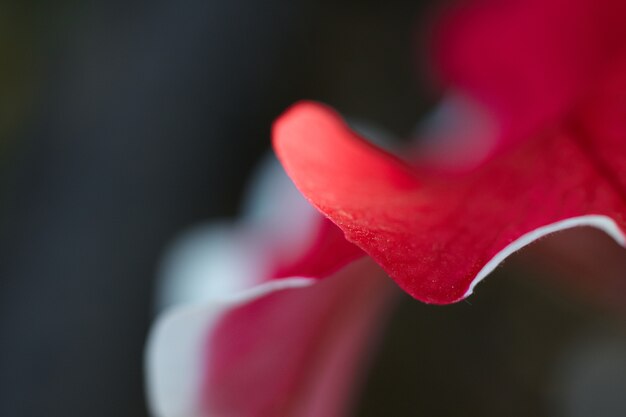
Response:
[[147, 157, 383, 417], [432, 0, 626, 157], [273, 101, 626, 304], [154, 157, 363, 310], [147, 258, 395, 417], [271, 217, 365, 280], [146, 224, 320, 417], [574, 58, 626, 193], [204, 258, 395, 417]]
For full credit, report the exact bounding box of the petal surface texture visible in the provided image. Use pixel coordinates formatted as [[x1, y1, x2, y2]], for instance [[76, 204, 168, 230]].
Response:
[[273, 102, 626, 304]]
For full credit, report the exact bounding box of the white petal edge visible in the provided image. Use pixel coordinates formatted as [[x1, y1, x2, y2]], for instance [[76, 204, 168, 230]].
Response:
[[145, 277, 315, 417], [464, 215, 626, 297]]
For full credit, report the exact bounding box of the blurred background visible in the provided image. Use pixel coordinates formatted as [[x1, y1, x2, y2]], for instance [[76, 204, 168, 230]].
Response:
[[1, 0, 625, 416]]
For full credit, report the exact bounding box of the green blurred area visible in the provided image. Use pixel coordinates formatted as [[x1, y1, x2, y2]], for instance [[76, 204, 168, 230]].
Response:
[[0, 3, 40, 149]]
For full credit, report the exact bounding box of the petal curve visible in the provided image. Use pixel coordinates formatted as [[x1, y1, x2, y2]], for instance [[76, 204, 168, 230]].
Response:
[[273, 101, 626, 304], [147, 156, 381, 417]]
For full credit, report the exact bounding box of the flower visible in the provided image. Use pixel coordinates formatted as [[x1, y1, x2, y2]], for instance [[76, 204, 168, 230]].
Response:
[[273, 0, 626, 304], [146, 0, 626, 415]]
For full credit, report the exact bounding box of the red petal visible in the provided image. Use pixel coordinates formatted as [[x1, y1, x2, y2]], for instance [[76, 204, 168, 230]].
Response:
[[204, 259, 395, 417], [273, 102, 626, 304], [433, 0, 626, 154], [147, 156, 375, 417], [574, 58, 626, 193], [272, 217, 365, 280]]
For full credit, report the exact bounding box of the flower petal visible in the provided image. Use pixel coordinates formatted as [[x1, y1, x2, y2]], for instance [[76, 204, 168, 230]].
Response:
[[146, 224, 319, 417], [574, 58, 626, 193], [147, 245, 393, 417], [203, 258, 394, 417], [155, 156, 364, 312], [147, 156, 381, 417], [432, 0, 626, 156], [273, 101, 626, 304]]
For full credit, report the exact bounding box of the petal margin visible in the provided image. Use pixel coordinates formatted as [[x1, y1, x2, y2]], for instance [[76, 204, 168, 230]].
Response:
[[146, 275, 311, 417], [273, 101, 626, 304], [147, 156, 380, 416], [203, 258, 394, 417], [146, 258, 394, 417], [522, 227, 626, 315]]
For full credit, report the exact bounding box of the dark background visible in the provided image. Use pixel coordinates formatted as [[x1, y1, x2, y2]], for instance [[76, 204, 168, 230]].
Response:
[[1, 1, 625, 416]]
